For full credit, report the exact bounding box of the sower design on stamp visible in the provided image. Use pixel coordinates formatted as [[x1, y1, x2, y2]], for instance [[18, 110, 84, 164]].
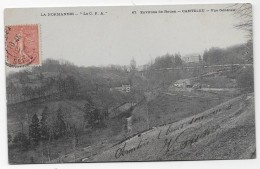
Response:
[[5, 24, 41, 67]]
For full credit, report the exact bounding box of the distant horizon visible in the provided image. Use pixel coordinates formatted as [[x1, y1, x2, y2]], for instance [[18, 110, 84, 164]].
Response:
[[5, 41, 248, 76]]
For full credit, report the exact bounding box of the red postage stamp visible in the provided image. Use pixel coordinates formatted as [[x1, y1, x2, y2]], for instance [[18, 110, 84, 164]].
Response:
[[5, 24, 41, 67]]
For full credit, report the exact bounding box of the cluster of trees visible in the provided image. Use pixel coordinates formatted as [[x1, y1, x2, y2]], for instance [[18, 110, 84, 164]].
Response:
[[31, 59, 75, 74], [233, 4, 252, 38], [202, 45, 249, 65], [83, 102, 108, 128], [138, 53, 184, 90], [192, 4, 253, 67], [151, 53, 182, 69], [233, 4, 253, 62], [7, 73, 80, 102], [7, 58, 134, 101], [9, 106, 69, 151]]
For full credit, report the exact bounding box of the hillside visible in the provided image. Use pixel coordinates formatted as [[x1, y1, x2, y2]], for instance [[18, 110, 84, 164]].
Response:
[[6, 43, 254, 163], [89, 94, 255, 161]]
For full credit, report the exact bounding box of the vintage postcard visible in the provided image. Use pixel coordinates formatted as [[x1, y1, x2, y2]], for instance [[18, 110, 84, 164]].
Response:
[[4, 3, 255, 164]]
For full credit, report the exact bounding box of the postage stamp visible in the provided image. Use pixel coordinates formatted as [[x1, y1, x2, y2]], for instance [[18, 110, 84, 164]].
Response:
[[5, 24, 41, 67]]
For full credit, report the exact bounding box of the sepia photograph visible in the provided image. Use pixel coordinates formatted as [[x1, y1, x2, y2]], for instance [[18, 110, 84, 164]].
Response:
[[4, 3, 255, 164]]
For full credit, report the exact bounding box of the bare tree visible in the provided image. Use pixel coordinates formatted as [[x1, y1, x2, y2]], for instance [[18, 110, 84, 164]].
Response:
[[232, 3, 253, 62], [233, 3, 253, 40]]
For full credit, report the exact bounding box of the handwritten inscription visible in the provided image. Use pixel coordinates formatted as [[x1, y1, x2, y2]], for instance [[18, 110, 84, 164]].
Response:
[[161, 125, 220, 154], [114, 124, 220, 158], [113, 102, 234, 158], [115, 140, 150, 159]]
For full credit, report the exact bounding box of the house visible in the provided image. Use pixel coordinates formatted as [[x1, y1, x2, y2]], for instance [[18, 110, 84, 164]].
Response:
[[182, 54, 201, 63], [137, 64, 149, 72], [173, 79, 192, 89], [192, 83, 202, 89]]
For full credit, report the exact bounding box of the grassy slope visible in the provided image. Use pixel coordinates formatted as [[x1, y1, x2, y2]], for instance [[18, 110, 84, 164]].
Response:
[[162, 95, 255, 160], [146, 91, 232, 127], [90, 94, 255, 162]]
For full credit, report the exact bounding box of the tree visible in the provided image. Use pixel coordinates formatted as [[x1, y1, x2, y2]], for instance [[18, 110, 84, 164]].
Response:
[[17, 112, 26, 134], [202, 46, 247, 65], [71, 125, 80, 161], [233, 3, 252, 40], [174, 53, 182, 67], [198, 55, 202, 64], [84, 103, 102, 128], [233, 3, 253, 62], [203, 47, 225, 65], [40, 106, 49, 140], [151, 53, 183, 69], [54, 108, 66, 138], [29, 114, 41, 145], [130, 58, 137, 72], [153, 54, 173, 69]]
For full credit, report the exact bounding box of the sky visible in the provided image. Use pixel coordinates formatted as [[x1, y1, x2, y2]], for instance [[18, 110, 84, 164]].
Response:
[[5, 4, 249, 72]]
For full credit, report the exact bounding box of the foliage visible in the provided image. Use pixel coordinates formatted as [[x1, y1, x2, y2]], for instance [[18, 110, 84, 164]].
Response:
[[233, 3, 252, 41], [152, 53, 182, 69], [237, 66, 254, 92], [40, 106, 49, 140], [53, 108, 67, 139], [233, 4, 253, 62], [84, 103, 104, 128], [130, 58, 137, 72], [203, 45, 248, 65], [29, 114, 40, 145], [13, 132, 29, 150]]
